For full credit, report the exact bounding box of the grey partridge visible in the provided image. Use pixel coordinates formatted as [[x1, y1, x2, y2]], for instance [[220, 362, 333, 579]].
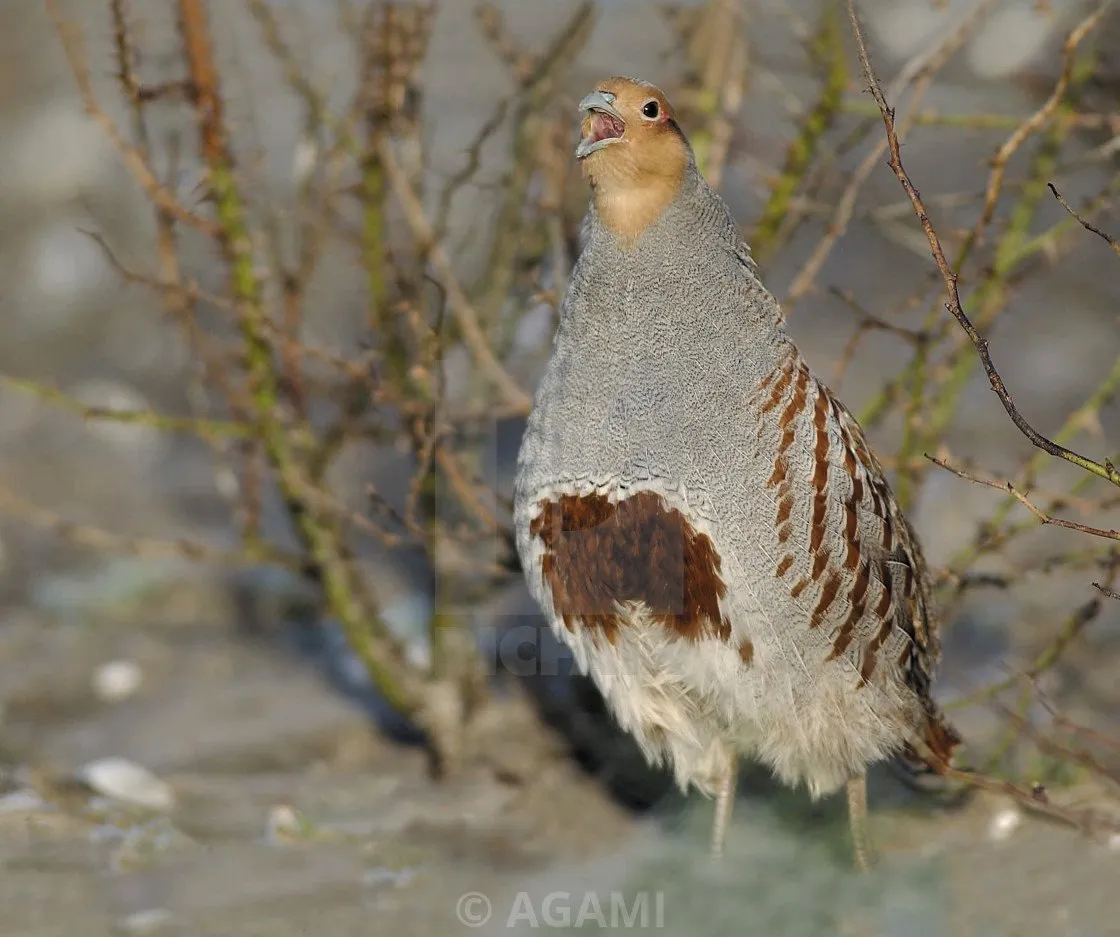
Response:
[[513, 77, 960, 869]]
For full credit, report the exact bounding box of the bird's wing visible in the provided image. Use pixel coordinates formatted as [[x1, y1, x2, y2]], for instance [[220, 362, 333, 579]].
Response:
[[749, 349, 959, 770]]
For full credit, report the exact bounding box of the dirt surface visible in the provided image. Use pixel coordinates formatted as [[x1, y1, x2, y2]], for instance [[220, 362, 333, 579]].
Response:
[[1, 591, 1118, 937]]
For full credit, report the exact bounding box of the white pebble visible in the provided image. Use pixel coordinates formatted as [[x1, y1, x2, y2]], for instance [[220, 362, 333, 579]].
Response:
[[292, 135, 319, 186], [79, 757, 175, 811], [117, 908, 176, 934], [265, 804, 303, 842], [365, 866, 415, 889], [0, 789, 46, 814], [988, 805, 1022, 841], [1108, 833, 1120, 853], [214, 466, 240, 500], [93, 660, 143, 702]]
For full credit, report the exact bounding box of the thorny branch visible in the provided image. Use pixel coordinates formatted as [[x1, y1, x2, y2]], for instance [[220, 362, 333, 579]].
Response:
[[853, 5, 1110, 462], [377, 137, 532, 414], [19, 0, 1120, 805], [0, 373, 253, 442], [1049, 183, 1120, 258], [43, 0, 604, 775], [966, 2, 1115, 258], [845, 0, 1120, 490], [786, 0, 1003, 302], [927, 456, 1120, 543], [946, 768, 1120, 840], [1093, 583, 1120, 602], [846, 0, 1120, 823], [0, 478, 303, 573], [45, 0, 220, 237]]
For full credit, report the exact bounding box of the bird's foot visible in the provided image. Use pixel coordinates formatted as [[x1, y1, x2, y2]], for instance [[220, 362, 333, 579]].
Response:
[[846, 774, 874, 872], [709, 761, 738, 859]]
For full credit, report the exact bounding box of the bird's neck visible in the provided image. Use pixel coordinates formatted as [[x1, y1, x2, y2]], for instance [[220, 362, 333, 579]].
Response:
[[585, 161, 691, 245]]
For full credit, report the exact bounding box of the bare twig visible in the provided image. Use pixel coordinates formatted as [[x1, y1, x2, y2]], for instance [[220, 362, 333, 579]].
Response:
[[786, 0, 1002, 302], [176, 0, 428, 718], [895, 6, 1108, 476], [1, 373, 252, 441], [1048, 182, 1120, 257], [855, 8, 1105, 443], [995, 698, 1120, 789], [845, 0, 1120, 489], [946, 768, 1120, 839], [45, 0, 220, 237], [966, 3, 1114, 255], [927, 456, 1120, 543], [751, 0, 845, 266], [470, 1, 594, 352], [684, 0, 748, 191], [1093, 582, 1120, 601], [474, 2, 534, 81], [0, 478, 300, 571], [377, 138, 532, 414]]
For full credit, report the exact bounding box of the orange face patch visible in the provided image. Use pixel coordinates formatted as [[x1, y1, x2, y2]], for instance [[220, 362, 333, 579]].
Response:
[[575, 78, 691, 243]]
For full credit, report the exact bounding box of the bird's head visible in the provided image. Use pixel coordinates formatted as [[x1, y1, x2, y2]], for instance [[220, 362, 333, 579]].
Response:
[[575, 77, 692, 242]]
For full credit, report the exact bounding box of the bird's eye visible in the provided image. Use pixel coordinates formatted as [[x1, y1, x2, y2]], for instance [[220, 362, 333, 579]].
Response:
[[641, 99, 659, 119]]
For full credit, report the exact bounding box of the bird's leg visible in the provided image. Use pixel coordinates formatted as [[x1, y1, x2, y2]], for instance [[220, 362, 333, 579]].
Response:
[[710, 758, 738, 859], [845, 774, 873, 872]]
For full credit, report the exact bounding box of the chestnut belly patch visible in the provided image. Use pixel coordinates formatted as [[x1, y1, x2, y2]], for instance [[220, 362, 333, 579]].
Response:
[[529, 491, 732, 644]]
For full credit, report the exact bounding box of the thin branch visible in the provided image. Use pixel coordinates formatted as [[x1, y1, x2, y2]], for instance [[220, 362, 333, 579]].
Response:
[[176, 0, 427, 718], [927, 456, 1120, 542], [436, 449, 513, 557], [686, 0, 748, 191], [377, 138, 532, 414], [1048, 182, 1120, 257], [1, 373, 253, 440], [470, 1, 595, 351], [945, 768, 1120, 839], [81, 228, 241, 316], [991, 699, 1120, 790], [786, 0, 1002, 302], [0, 478, 299, 571], [968, 3, 1114, 249], [845, 0, 1120, 489], [751, 0, 846, 266], [473, 1, 535, 81], [45, 0, 220, 237], [433, 96, 511, 244], [1093, 582, 1120, 601]]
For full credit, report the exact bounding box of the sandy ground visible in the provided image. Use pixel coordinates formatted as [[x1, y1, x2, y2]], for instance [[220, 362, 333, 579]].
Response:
[[1, 588, 1118, 937]]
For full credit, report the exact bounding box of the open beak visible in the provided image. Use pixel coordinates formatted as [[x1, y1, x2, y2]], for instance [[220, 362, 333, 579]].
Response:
[[576, 90, 626, 159]]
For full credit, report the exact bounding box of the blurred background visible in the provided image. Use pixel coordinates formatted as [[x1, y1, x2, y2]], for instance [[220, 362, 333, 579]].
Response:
[[0, 0, 1118, 934]]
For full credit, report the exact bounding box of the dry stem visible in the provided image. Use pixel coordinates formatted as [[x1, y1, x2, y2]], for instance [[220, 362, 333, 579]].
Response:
[[845, 0, 1120, 490]]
